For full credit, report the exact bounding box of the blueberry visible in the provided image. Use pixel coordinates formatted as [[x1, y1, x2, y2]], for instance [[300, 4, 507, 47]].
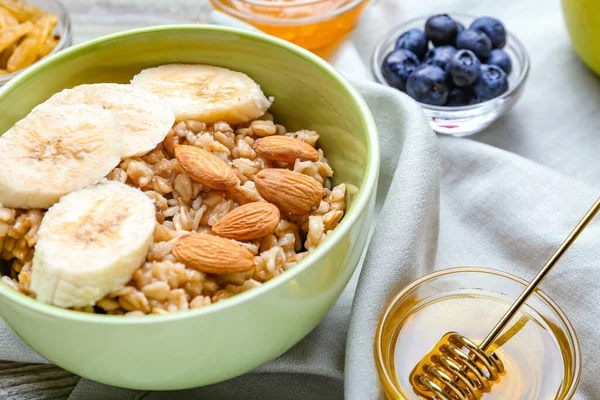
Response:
[[454, 22, 465, 47], [473, 64, 508, 101], [446, 88, 472, 106], [406, 65, 449, 106], [470, 16, 506, 49], [447, 49, 481, 86], [487, 48, 512, 74], [424, 45, 457, 69], [456, 28, 492, 60], [395, 28, 428, 60], [381, 49, 420, 91], [425, 14, 458, 46], [456, 22, 465, 35]]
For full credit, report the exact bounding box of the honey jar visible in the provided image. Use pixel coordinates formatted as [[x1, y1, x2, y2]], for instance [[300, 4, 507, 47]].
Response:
[[210, 0, 371, 57]]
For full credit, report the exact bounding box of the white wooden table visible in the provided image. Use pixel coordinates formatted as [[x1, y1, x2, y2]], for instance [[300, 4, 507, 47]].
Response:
[[63, 0, 211, 44]]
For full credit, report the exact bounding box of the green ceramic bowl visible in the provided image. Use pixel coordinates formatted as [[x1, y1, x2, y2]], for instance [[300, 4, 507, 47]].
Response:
[[0, 25, 379, 389]]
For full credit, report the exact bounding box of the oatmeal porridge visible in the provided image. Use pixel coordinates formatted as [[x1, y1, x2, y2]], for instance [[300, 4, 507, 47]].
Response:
[[0, 64, 347, 315]]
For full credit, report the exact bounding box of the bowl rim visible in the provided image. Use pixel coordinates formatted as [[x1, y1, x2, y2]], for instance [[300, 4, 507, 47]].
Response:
[[371, 13, 530, 112], [211, 0, 369, 25], [0, 0, 73, 85], [0, 24, 380, 325]]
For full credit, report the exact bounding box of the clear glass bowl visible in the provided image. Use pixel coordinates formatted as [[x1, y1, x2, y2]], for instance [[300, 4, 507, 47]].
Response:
[[372, 14, 530, 137], [375, 267, 580, 399], [0, 0, 72, 86], [210, 0, 371, 57]]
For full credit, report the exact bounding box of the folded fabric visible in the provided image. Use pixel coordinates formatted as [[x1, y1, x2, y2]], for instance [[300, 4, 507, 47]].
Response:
[[437, 138, 600, 400], [347, 120, 600, 400]]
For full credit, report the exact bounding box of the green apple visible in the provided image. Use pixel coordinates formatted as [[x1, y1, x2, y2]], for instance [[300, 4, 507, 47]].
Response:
[[562, 0, 600, 74]]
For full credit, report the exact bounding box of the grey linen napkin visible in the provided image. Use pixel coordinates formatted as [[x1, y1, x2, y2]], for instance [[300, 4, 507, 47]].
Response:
[[348, 136, 600, 399], [435, 138, 600, 400]]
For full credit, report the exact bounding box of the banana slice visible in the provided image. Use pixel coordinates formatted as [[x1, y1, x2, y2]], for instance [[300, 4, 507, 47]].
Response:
[[0, 104, 122, 209], [34, 83, 175, 158], [131, 64, 272, 124], [30, 181, 156, 308]]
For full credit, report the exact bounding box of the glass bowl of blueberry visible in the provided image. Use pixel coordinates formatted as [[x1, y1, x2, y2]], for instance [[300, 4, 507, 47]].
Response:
[[372, 13, 530, 136]]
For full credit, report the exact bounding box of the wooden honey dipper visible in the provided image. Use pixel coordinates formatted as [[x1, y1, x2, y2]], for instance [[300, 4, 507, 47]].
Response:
[[410, 197, 600, 400]]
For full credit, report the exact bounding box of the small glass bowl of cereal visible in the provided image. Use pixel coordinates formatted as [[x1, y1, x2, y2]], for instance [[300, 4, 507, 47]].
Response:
[[0, 0, 72, 86]]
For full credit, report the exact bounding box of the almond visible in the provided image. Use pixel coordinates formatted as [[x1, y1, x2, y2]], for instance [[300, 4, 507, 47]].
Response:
[[254, 135, 319, 163], [174, 145, 238, 190], [172, 233, 254, 275], [254, 169, 324, 214], [213, 203, 280, 241]]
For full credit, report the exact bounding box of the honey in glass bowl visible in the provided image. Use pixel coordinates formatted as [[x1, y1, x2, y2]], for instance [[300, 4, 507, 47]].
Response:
[[210, 0, 370, 57], [375, 268, 581, 400]]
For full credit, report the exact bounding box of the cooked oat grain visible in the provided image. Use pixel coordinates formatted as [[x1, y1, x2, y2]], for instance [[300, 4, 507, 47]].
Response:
[[0, 115, 346, 315]]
